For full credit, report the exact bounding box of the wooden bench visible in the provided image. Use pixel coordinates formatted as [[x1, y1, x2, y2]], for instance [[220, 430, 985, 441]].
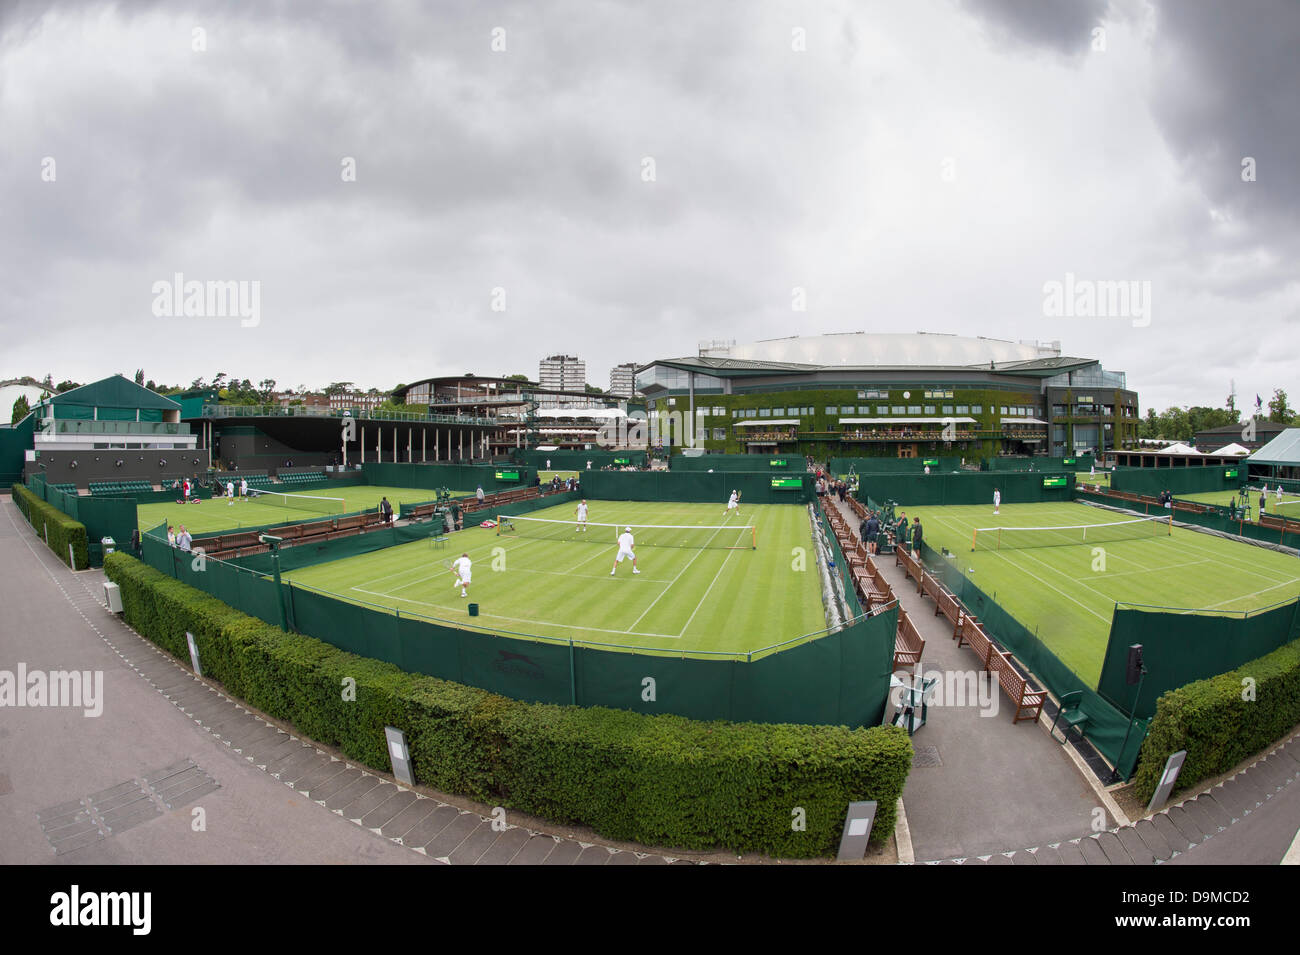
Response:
[[334, 514, 365, 532], [894, 606, 925, 673], [955, 616, 998, 671], [931, 584, 972, 639], [989, 650, 1047, 724]]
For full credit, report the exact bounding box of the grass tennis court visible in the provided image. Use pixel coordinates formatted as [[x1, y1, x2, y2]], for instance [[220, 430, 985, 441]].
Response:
[[901, 500, 1300, 685], [137, 485, 468, 535], [280, 500, 825, 658], [1178, 487, 1300, 519]]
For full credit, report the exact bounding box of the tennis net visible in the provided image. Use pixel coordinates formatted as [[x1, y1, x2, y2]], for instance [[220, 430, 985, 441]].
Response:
[[971, 515, 1171, 551], [497, 514, 756, 549], [247, 489, 346, 515]]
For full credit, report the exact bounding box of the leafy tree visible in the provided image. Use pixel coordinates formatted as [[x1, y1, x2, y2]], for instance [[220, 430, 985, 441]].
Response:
[[54, 380, 80, 393], [11, 395, 30, 424], [134, 369, 144, 386], [324, 382, 355, 395], [1267, 388, 1293, 423], [257, 379, 277, 402]]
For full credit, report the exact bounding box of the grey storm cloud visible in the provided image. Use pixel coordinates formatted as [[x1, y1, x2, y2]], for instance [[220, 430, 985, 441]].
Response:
[[1, 0, 1296, 412]]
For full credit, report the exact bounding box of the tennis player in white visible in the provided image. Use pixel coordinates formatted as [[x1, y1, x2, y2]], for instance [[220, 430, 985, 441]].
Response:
[[993, 488, 1001, 515], [240, 477, 248, 499], [611, 526, 640, 575], [724, 490, 741, 518], [451, 552, 473, 597], [575, 499, 589, 532], [226, 480, 235, 506]]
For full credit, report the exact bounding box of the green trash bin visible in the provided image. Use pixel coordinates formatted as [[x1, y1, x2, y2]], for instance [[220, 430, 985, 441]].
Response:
[[468, 603, 479, 617]]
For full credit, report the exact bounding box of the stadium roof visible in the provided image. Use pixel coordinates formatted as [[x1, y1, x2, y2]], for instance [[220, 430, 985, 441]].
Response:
[[1247, 428, 1300, 466], [40, 375, 179, 411], [640, 355, 1101, 377]]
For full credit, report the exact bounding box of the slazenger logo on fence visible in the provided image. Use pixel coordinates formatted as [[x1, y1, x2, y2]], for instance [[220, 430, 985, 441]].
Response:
[[492, 650, 544, 680], [49, 885, 151, 935], [151, 272, 261, 327], [0, 664, 103, 717], [1042, 272, 1151, 328]]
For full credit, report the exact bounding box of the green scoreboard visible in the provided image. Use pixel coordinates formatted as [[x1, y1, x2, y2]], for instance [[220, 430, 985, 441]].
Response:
[[1042, 475, 1068, 487], [922, 459, 939, 467], [1225, 468, 1239, 479], [494, 470, 520, 481], [1062, 457, 1077, 466], [771, 477, 803, 490], [769, 459, 788, 467], [614, 458, 631, 465]]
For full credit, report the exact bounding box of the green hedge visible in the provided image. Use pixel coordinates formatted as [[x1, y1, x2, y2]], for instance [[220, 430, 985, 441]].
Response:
[[103, 552, 912, 856], [11, 482, 90, 569], [1133, 637, 1300, 803]]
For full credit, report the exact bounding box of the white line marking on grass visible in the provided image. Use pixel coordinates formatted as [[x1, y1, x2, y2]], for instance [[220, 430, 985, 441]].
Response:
[[1196, 578, 1300, 612], [350, 588, 683, 640], [624, 526, 730, 633], [677, 548, 736, 637]]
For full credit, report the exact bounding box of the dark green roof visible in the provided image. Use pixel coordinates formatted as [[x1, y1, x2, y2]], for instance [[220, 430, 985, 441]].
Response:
[[45, 375, 180, 411]]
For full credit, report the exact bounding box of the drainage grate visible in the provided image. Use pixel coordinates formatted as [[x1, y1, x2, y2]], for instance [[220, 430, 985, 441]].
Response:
[[912, 745, 942, 768], [144, 758, 220, 809], [35, 758, 219, 855]]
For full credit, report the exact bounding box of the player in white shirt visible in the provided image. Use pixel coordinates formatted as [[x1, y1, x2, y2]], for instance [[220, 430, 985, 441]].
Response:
[[724, 490, 741, 518], [611, 526, 640, 575], [240, 478, 248, 499], [993, 488, 1001, 515], [226, 480, 235, 506], [1276, 485, 1284, 505], [575, 499, 589, 532], [451, 553, 472, 597]]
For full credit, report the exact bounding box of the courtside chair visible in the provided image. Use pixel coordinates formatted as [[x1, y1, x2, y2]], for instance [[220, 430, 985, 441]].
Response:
[[1049, 690, 1090, 745]]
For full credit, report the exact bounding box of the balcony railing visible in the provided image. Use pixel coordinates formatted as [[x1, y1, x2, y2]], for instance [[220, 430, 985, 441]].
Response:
[[835, 429, 1004, 442], [200, 403, 497, 427], [42, 420, 183, 436], [741, 431, 799, 442]]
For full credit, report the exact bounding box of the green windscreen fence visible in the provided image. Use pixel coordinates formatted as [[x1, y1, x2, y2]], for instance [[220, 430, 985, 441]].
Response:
[[854, 469, 1074, 507], [361, 461, 532, 491], [829, 457, 964, 474], [915, 539, 1146, 777], [0, 416, 34, 485], [28, 473, 138, 566], [141, 528, 895, 726], [1110, 465, 1235, 496], [1074, 487, 1300, 549], [1098, 601, 1300, 719], [985, 455, 1094, 472], [670, 454, 797, 472], [519, 449, 647, 470], [582, 470, 813, 504]]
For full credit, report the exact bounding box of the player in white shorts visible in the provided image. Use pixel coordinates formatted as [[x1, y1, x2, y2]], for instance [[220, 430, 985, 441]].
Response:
[[575, 499, 589, 532], [451, 553, 472, 597], [226, 480, 235, 506], [724, 490, 741, 518], [240, 477, 248, 499], [993, 488, 1001, 514], [611, 526, 640, 575]]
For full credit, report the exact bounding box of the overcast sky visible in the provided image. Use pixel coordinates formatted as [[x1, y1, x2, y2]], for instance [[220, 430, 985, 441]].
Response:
[[2, 0, 1296, 412]]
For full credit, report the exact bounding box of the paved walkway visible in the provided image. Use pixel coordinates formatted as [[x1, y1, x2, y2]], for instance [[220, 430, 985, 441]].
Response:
[[0, 498, 690, 865], [828, 494, 1300, 865]]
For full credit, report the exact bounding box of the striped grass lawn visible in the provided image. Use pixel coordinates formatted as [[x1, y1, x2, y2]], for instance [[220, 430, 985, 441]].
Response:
[[137, 485, 468, 536], [901, 500, 1300, 686], [1178, 488, 1300, 520], [281, 500, 826, 658]]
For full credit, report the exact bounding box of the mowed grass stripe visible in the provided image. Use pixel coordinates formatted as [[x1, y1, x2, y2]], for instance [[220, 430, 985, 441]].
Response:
[[902, 501, 1300, 685], [279, 501, 824, 656]]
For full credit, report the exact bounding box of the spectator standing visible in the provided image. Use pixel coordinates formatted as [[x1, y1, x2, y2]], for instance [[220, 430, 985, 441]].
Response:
[[476, 485, 485, 505], [865, 511, 880, 555], [166, 525, 176, 547], [178, 526, 192, 552], [911, 516, 924, 555]]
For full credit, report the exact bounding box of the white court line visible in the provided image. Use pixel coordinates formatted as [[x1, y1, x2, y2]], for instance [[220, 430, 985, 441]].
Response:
[[350, 587, 683, 640], [624, 524, 731, 633], [677, 548, 736, 637]]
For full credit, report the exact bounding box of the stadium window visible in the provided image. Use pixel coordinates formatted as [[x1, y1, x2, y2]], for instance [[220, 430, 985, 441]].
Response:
[[924, 406, 936, 415], [857, 391, 866, 399], [877, 405, 889, 415], [668, 398, 676, 406], [825, 406, 836, 415], [942, 405, 954, 414], [759, 408, 771, 417], [841, 406, 853, 414], [697, 428, 708, 442], [773, 408, 785, 416], [712, 428, 726, 441], [745, 409, 757, 418], [891, 405, 905, 415], [956, 405, 969, 414], [907, 406, 921, 415], [972, 405, 982, 414], [1000, 406, 1008, 415]]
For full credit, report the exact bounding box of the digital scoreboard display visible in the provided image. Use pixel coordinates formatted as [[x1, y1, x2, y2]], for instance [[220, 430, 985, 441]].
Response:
[[494, 470, 520, 480], [771, 477, 803, 489], [769, 459, 787, 467], [1062, 457, 1077, 465], [614, 458, 631, 465], [1042, 476, 1068, 487], [922, 459, 939, 467], [1225, 468, 1239, 479]]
